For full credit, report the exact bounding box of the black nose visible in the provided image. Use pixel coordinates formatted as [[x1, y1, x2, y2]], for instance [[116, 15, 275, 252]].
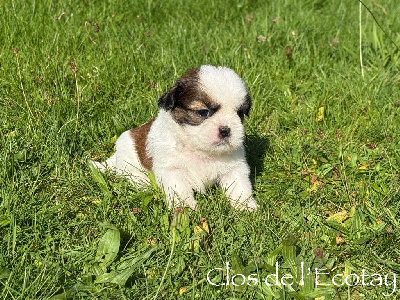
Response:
[[219, 126, 231, 138]]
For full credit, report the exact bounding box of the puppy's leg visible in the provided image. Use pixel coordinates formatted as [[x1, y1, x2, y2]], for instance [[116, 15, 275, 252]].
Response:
[[90, 154, 117, 173], [156, 170, 196, 209], [219, 169, 258, 211], [91, 131, 149, 185]]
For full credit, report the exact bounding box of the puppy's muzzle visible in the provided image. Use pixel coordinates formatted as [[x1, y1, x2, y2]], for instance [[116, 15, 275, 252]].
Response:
[[219, 126, 231, 139]]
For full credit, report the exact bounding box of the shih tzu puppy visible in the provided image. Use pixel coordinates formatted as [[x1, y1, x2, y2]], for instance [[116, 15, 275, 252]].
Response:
[[92, 65, 258, 211]]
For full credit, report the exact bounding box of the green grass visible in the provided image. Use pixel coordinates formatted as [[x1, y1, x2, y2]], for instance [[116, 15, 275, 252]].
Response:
[[1, 0, 400, 299]]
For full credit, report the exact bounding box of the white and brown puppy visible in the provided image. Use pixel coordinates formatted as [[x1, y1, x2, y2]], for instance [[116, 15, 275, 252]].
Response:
[[92, 65, 258, 211]]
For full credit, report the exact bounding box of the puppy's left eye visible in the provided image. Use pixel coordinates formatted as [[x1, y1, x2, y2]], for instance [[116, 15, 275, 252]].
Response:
[[196, 109, 210, 118]]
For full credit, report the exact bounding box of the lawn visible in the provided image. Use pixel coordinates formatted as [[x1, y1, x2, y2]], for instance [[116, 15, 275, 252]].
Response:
[[1, 0, 400, 299]]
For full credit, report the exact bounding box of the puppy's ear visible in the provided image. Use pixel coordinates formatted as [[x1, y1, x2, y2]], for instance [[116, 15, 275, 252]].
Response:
[[243, 93, 252, 116], [158, 83, 182, 111]]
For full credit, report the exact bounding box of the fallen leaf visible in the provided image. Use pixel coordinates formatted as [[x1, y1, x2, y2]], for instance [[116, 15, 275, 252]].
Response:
[[358, 163, 370, 170], [308, 174, 323, 192], [193, 226, 203, 234], [327, 210, 349, 224], [200, 217, 210, 234], [330, 38, 339, 46], [146, 237, 156, 246], [257, 35, 266, 43], [316, 105, 325, 122], [333, 166, 339, 177], [4, 131, 16, 137], [245, 14, 252, 25], [336, 233, 345, 244], [366, 143, 377, 150], [272, 17, 280, 23], [311, 174, 318, 185], [179, 287, 188, 295], [284, 45, 293, 57], [313, 247, 324, 258]]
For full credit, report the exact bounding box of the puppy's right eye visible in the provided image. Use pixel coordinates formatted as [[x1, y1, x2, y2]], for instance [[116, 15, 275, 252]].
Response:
[[196, 109, 210, 118]]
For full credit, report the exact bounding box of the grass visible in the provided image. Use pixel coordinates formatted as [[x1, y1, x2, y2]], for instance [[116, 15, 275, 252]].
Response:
[[1, 0, 400, 299]]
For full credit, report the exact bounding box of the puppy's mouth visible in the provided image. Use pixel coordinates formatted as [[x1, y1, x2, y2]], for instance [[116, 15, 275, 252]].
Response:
[[215, 137, 231, 146]]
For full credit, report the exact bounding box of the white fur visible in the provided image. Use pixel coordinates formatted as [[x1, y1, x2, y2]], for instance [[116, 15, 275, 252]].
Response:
[[91, 131, 150, 186], [92, 65, 258, 211], [198, 66, 248, 108]]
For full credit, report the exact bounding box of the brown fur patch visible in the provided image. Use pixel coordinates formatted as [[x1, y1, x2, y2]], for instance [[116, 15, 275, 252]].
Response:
[[186, 100, 208, 111], [129, 119, 155, 171], [171, 68, 220, 125]]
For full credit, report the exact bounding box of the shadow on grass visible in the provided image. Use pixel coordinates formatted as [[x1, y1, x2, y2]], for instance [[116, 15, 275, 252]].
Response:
[[245, 134, 271, 185]]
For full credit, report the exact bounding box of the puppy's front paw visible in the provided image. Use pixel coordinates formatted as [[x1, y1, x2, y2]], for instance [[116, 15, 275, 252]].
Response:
[[166, 193, 197, 210], [245, 197, 259, 211], [231, 197, 258, 212], [183, 198, 197, 210]]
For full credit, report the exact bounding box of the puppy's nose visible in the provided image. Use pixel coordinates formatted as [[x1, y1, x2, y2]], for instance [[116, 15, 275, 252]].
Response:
[[219, 126, 231, 138]]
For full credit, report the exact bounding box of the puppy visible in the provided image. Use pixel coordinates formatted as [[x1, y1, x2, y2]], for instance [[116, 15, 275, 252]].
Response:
[[92, 65, 258, 211]]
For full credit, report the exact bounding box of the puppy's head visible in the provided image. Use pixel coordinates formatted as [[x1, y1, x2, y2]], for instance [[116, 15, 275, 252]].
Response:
[[158, 65, 251, 154]]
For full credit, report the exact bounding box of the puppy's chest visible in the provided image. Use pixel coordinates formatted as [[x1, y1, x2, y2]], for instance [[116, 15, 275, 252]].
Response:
[[178, 148, 232, 184]]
